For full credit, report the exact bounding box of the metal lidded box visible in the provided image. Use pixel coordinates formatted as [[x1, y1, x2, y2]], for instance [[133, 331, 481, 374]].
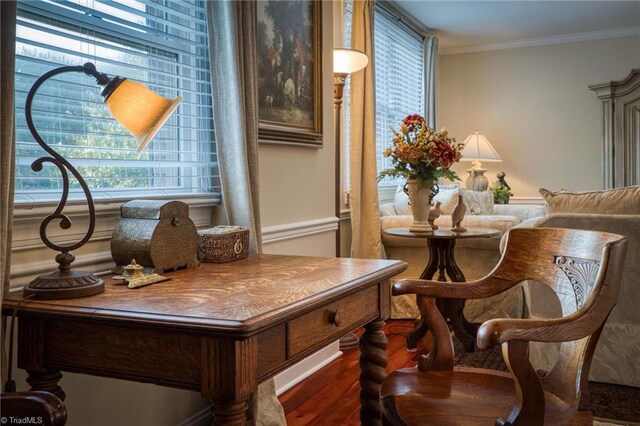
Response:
[[197, 226, 250, 263], [111, 200, 198, 272]]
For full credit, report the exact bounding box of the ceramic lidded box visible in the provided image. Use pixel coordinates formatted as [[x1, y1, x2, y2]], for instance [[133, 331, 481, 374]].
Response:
[[111, 200, 198, 272]]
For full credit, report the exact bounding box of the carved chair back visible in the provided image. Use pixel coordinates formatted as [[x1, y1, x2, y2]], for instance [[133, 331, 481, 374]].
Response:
[[492, 227, 627, 407]]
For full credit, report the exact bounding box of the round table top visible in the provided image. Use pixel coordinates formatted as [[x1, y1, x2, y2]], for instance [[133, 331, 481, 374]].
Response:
[[384, 227, 500, 240]]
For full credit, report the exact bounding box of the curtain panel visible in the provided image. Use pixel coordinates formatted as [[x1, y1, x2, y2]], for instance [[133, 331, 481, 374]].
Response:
[[349, 0, 382, 259], [423, 35, 439, 129], [206, 2, 285, 424], [207, 0, 263, 254], [1, 0, 17, 384]]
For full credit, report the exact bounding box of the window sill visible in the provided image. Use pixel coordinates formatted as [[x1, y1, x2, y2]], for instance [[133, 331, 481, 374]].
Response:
[[10, 192, 220, 289], [13, 192, 222, 221]]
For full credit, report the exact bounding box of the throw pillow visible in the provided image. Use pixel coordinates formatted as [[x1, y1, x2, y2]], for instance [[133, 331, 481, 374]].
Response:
[[539, 186, 640, 214], [433, 186, 460, 215], [393, 185, 412, 215], [459, 188, 494, 215]]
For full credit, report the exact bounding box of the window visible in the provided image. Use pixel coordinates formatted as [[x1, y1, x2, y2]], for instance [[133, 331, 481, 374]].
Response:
[[343, 1, 424, 190], [14, 0, 219, 202]]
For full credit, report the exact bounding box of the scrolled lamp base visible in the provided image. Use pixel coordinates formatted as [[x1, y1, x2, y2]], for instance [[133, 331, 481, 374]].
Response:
[[22, 63, 123, 300], [23, 253, 104, 300]]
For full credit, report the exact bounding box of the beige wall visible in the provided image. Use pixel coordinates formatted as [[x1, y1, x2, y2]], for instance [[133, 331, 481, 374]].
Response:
[[8, 4, 337, 426], [258, 1, 336, 256], [439, 35, 640, 199]]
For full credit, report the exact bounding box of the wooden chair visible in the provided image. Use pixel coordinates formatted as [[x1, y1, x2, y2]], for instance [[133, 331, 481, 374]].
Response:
[[1, 391, 67, 425], [380, 227, 627, 425]]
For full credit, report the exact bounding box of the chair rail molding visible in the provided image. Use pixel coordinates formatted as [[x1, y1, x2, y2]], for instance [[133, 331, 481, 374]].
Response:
[[262, 217, 339, 245], [590, 68, 640, 189]]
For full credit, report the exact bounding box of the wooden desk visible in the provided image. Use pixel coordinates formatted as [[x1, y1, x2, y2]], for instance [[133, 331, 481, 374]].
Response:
[[383, 228, 499, 352], [3, 254, 406, 425]]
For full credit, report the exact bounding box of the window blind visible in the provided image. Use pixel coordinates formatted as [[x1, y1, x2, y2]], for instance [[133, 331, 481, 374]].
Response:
[[374, 6, 424, 187], [14, 0, 219, 203], [343, 1, 424, 190]]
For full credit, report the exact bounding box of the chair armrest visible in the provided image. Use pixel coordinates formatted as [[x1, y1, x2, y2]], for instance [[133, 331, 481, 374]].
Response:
[[415, 295, 455, 372], [476, 310, 607, 350], [392, 276, 516, 300]]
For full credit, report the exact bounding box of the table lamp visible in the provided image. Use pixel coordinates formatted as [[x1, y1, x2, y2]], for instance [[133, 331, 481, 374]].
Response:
[[460, 131, 502, 191], [22, 62, 181, 299]]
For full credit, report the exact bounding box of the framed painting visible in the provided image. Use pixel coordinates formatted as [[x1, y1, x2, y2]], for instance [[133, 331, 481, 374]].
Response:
[[257, 0, 322, 147]]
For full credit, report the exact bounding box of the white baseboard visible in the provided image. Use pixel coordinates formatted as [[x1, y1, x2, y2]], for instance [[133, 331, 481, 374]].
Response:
[[178, 341, 342, 426], [273, 341, 341, 395]]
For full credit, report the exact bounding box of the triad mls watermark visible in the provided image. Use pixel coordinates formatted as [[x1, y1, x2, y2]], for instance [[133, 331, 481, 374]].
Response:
[[0, 417, 44, 425]]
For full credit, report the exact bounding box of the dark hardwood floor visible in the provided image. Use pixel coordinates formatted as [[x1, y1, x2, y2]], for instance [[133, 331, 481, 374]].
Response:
[[280, 320, 640, 425], [280, 320, 424, 426]]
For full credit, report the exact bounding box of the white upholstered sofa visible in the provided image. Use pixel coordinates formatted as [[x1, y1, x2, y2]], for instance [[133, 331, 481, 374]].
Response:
[[509, 186, 640, 388], [380, 185, 546, 322]]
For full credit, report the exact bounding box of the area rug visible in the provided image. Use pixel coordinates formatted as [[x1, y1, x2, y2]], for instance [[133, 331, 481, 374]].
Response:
[[452, 338, 640, 423]]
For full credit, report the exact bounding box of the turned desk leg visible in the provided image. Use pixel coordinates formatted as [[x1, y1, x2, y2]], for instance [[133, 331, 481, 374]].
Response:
[[212, 400, 249, 426], [202, 337, 257, 426], [26, 369, 65, 401], [359, 319, 388, 426]]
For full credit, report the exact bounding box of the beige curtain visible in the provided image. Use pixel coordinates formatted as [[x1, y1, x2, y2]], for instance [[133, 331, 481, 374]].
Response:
[[207, 0, 262, 254], [423, 35, 439, 129], [1, 0, 17, 385], [349, 0, 382, 259], [206, 1, 284, 424]]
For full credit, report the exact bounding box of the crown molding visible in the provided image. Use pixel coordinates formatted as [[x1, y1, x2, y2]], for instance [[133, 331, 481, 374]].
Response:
[[439, 26, 640, 56]]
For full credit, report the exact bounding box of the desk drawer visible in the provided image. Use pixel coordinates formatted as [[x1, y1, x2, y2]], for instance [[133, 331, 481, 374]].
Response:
[[288, 286, 378, 356]]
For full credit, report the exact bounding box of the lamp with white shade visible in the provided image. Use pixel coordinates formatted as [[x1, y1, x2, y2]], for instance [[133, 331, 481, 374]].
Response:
[[460, 131, 502, 191], [333, 48, 368, 350]]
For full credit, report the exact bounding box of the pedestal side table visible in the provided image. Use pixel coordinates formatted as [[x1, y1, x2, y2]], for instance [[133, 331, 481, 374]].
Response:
[[383, 227, 500, 352]]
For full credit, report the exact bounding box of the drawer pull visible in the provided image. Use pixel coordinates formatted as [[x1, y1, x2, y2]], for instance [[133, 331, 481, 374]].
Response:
[[328, 309, 342, 327]]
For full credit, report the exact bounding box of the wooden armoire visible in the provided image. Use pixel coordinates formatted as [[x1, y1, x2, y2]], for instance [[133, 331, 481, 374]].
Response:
[[590, 69, 640, 189]]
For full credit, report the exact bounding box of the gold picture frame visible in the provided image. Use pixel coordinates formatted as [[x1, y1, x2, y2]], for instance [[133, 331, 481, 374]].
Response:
[[257, 0, 322, 147]]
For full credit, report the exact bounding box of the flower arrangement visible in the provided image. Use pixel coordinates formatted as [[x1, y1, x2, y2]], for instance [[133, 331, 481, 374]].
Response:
[[379, 114, 463, 186]]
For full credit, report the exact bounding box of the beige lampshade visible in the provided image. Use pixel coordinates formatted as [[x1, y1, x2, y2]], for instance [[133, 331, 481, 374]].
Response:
[[333, 48, 369, 75], [461, 131, 502, 162], [105, 79, 182, 153]]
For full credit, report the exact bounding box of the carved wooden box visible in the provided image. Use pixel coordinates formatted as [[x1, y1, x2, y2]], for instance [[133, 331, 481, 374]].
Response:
[[197, 226, 249, 263], [111, 200, 198, 272]]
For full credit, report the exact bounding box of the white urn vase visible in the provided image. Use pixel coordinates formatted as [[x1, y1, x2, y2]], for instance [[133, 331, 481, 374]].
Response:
[[406, 178, 434, 233]]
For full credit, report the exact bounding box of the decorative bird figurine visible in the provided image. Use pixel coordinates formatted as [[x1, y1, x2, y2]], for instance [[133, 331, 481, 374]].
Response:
[[428, 201, 442, 230], [451, 194, 467, 232]]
